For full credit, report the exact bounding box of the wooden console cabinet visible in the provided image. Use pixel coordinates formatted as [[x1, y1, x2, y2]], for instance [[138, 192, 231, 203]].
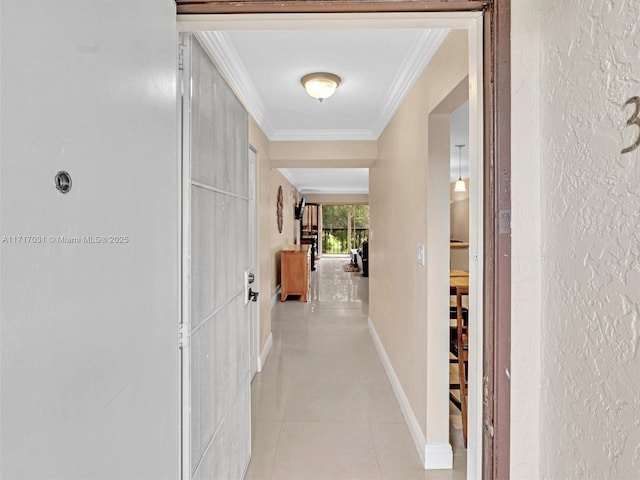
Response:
[[280, 244, 311, 302]]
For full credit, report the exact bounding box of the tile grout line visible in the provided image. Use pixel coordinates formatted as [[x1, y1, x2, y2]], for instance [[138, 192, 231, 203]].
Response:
[[265, 420, 283, 480], [366, 420, 386, 480]]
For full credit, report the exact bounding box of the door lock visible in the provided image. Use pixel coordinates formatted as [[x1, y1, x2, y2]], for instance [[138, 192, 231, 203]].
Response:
[[244, 271, 258, 305], [248, 288, 259, 303]]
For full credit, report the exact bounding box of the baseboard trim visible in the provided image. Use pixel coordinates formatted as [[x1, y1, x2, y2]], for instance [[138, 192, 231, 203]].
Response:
[[270, 286, 281, 310], [257, 333, 273, 373], [367, 317, 453, 470], [424, 442, 454, 470]]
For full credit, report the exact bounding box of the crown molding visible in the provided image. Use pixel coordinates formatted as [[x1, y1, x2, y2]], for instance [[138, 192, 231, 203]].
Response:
[[277, 168, 299, 189], [299, 187, 369, 194], [270, 129, 376, 141], [371, 28, 449, 137], [278, 169, 369, 194], [196, 32, 273, 138]]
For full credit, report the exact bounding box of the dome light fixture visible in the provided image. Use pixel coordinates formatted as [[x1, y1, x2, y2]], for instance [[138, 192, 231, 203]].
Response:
[[454, 144, 467, 192], [301, 72, 341, 102]]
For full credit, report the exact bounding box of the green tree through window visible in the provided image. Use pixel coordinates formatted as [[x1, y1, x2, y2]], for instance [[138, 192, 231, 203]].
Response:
[[322, 204, 369, 254]]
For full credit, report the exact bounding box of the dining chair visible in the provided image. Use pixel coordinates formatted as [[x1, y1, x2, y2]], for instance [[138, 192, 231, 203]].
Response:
[[449, 302, 468, 363], [449, 285, 469, 448]]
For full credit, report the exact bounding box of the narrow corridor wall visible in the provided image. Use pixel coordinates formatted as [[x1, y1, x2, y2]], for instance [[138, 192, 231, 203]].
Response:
[[250, 118, 274, 351], [369, 28, 468, 461], [250, 119, 301, 353]]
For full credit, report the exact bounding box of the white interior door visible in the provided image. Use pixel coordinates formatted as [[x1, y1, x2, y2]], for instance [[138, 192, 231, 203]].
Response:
[[181, 34, 251, 480]]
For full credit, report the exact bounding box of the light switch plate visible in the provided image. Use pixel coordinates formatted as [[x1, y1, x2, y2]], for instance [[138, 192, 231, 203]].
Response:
[[417, 243, 425, 266]]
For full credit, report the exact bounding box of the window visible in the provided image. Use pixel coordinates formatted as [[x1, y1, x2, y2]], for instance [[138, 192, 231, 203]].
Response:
[[321, 204, 369, 254]]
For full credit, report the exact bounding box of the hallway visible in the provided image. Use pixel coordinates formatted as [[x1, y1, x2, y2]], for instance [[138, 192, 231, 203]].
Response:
[[245, 257, 466, 480]]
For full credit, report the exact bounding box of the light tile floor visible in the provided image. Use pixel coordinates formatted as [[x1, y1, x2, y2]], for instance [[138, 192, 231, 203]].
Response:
[[245, 257, 467, 480]]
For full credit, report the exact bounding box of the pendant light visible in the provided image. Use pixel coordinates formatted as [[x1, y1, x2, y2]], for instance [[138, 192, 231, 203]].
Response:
[[454, 144, 467, 192]]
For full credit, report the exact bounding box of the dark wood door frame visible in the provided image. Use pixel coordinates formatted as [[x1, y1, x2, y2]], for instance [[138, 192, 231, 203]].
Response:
[[176, 1, 512, 478], [482, 2, 510, 479], [177, 0, 488, 14]]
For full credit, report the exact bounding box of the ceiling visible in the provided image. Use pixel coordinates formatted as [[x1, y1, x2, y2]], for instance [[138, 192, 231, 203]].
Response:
[[280, 168, 369, 195], [198, 27, 469, 194]]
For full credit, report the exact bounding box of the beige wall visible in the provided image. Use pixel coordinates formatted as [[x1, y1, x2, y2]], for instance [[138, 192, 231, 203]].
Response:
[[304, 194, 369, 204], [450, 179, 469, 271], [250, 118, 302, 350], [270, 140, 377, 168], [250, 119, 274, 350], [270, 169, 301, 291], [369, 29, 468, 448]]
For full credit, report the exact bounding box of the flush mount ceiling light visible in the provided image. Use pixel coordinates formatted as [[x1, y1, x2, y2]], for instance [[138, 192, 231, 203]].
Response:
[[301, 72, 341, 102], [454, 144, 467, 192]]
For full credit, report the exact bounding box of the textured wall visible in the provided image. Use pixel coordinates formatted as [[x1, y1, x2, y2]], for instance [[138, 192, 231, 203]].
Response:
[[539, 1, 640, 477]]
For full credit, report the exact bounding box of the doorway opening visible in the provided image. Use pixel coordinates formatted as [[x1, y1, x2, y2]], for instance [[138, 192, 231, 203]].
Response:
[[179, 10, 492, 480], [321, 204, 369, 255], [427, 75, 478, 467]]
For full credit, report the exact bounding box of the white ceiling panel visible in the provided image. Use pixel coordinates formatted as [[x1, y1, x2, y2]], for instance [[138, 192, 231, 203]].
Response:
[[199, 28, 448, 141], [279, 168, 369, 194]]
